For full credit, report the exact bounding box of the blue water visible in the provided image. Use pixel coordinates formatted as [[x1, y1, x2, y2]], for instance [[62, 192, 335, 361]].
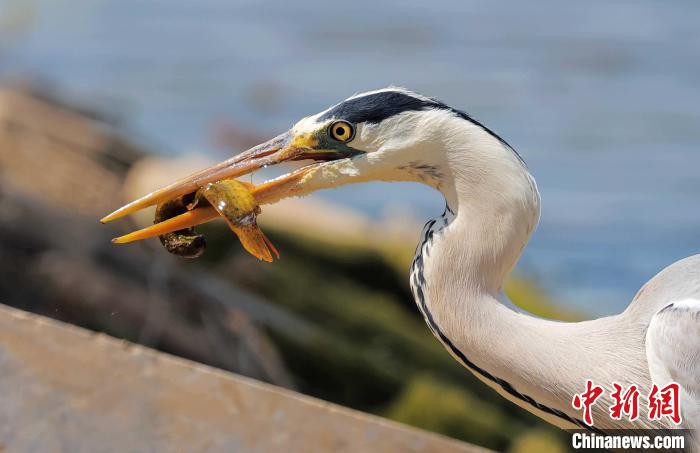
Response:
[[2, 0, 699, 315]]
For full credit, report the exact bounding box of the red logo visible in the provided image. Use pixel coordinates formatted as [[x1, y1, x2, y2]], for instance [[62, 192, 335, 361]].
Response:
[[648, 383, 681, 425], [572, 381, 681, 426], [609, 383, 640, 421], [572, 380, 604, 426]]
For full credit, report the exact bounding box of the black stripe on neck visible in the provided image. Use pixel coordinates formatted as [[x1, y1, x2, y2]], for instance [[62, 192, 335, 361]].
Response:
[[411, 215, 601, 433]]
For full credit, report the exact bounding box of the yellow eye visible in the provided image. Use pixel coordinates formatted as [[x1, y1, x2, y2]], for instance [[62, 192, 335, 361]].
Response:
[[329, 121, 355, 142]]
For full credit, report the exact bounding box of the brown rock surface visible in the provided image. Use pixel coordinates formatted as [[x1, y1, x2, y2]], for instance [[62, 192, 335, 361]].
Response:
[[0, 304, 483, 452]]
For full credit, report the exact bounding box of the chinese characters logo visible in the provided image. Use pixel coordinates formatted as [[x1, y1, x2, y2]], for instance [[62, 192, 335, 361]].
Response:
[[572, 380, 681, 426]]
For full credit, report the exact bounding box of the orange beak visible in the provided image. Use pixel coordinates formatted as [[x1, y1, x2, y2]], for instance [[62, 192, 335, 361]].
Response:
[[103, 130, 331, 245], [109, 167, 326, 248], [102, 131, 297, 224]]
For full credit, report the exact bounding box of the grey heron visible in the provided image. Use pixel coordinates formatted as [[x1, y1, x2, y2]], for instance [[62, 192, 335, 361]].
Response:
[[103, 87, 699, 436]]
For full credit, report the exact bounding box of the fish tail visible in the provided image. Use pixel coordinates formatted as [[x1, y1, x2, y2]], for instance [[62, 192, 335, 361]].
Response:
[[234, 223, 279, 262]]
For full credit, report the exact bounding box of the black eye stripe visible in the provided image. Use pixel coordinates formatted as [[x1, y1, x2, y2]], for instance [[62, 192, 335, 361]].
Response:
[[319, 91, 434, 125], [318, 89, 525, 165]]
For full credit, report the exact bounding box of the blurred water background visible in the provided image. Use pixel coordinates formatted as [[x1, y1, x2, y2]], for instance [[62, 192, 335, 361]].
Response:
[[1, 0, 699, 314]]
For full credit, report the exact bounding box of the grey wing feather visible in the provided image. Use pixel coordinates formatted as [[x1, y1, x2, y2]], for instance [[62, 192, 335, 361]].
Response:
[[645, 298, 700, 430]]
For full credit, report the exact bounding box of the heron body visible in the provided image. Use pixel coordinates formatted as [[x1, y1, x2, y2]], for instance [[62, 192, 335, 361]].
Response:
[[106, 87, 700, 439]]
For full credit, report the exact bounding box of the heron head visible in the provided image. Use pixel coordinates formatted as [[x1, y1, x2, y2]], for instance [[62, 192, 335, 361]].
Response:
[[102, 87, 529, 245], [283, 87, 480, 188]]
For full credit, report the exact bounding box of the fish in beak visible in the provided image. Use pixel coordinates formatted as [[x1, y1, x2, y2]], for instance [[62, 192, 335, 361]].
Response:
[[102, 129, 363, 261]]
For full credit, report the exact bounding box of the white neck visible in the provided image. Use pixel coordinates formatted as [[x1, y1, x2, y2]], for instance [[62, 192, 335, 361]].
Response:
[[410, 120, 654, 429]]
